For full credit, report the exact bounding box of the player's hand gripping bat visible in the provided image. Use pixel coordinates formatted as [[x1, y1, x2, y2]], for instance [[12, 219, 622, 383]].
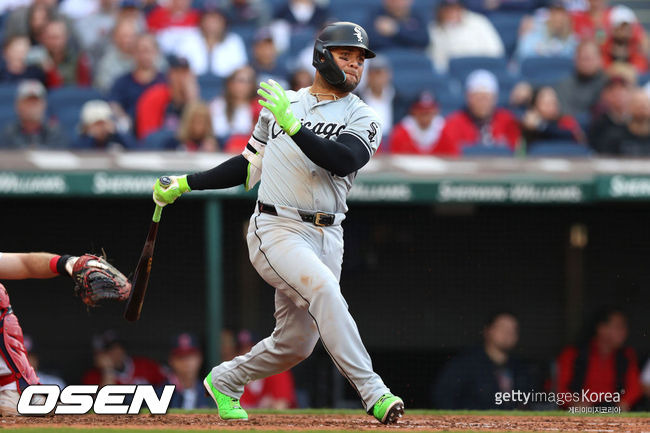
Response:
[[124, 176, 171, 322]]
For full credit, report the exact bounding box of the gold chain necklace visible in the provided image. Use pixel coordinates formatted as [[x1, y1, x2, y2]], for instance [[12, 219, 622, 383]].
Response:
[[309, 89, 339, 101]]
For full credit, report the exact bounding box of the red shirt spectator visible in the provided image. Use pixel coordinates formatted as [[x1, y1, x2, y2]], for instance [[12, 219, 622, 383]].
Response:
[[556, 343, 642, 409], [572, 4, 646, 44], [83, 357, 167, 386], [240, 371, 297, 409], [146, 1, 200, 32], [599, 6, 648, 73], [389, 91, 445, 154], [435, 108, 520, 155], [555, 309, 643, 410], [135, 55, 199, 139], [434, 69, 520, 156], [82, 330, 166, 387]]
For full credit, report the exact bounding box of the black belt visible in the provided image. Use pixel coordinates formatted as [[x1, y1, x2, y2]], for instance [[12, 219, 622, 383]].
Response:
[[258, 202, 335, 227]]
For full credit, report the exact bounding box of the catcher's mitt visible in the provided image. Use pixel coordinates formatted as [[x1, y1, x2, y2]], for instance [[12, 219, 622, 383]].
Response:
[[72, 254, 132, 306]]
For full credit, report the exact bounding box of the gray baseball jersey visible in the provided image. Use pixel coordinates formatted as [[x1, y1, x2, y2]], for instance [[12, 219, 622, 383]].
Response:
[[249, 87, 382, 214], [208, 86, 391, 412]]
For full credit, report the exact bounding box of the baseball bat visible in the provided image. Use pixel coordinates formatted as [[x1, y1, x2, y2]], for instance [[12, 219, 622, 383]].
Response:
[[124, 176, 171, 322]]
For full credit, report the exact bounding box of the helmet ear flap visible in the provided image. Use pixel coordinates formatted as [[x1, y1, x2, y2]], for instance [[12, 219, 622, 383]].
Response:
[[313, 47, 346, 86]]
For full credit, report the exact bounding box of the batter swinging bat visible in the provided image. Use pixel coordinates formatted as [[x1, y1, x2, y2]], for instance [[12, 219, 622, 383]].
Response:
[[124, 176, 171, 322]]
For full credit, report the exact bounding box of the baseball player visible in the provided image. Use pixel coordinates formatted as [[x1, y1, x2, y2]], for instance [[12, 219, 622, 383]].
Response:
[[153, 22, 404, 424], [0, 252, 130, 415]]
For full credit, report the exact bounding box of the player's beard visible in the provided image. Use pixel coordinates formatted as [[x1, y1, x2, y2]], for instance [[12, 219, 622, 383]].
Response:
[[334, 74, 359, 93]]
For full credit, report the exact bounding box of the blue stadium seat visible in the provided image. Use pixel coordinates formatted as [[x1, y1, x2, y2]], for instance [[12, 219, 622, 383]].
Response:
[[639, 72, 650, 86], [448, 56, 509, 83], [0, 83, 18, 101], [54, 107, 81, 137], [198, 74, 223, 101], [48, 86, 104, 110], [290, 27, 317, 53], [462, 145, 514, 156], [520, 56, 574, 86], [141, 129, 176, 150], [488, 12, 524, 59], [329, 0, 376, 23], [527, 141, 593, 157], [0, 106, 16, 130], [381, 48, 434, 73]]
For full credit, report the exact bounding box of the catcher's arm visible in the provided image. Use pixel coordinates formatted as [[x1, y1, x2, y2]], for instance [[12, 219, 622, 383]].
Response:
[[0, 252, 78, 279]]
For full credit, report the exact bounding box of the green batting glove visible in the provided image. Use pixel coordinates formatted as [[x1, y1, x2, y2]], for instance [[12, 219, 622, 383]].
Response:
[[257, 79, 301, 136], [152, 175, 191, 207]]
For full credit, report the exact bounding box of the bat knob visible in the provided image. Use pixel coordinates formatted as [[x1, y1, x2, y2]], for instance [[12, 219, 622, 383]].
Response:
[[159, 176, 172, 188]]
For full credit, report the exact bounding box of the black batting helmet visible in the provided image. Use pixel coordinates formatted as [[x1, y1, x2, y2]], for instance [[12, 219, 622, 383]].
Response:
[[313, 22, 376, 87]]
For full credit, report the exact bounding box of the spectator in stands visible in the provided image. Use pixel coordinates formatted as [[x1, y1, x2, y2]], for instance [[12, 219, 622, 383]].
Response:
[[592, 88, 650, 155], [389, 91, 445, 154], [520, 86, 585, 147], [94, 18, 138, 91], [251, 27, 289, 88], [516, 1, 578, 61], [223, 0, 271, 27], [109, 33, 166, 135], [359, 55, 395, 138], [428, 0, 505, 72], [118, 0, 147, 31], [463, 0, 540, 14], [601, 6, 648, 73], [147, 0, 200, 55], [289, 68, 313, 91], [273, 0, 328, 31], [4, 0, 78, 47], [162, 333, 212, 409], [435, 70, 520, 155], [73, 0, 122, 65], [209, 65, 259, 150], [555, 308, 642, 410], [238, 330, 297, 409], [72, 100, 135, 150], [555, 40, 607, 116], [588, 74, 632, 154], [83, 330, 166, 387], [164, 102, 218, 151], [36, 18, 91, 88], [571, 0, 648, 48], [642, 359, 650, 408], [170, 2, 247, 78], [0, 80, 67, 149], [433, 312, 532, 409], [135, 55, 199, 139], [0, 36, 45, 83], [364, 0, 429, 51], [24, 335, 66, 389]]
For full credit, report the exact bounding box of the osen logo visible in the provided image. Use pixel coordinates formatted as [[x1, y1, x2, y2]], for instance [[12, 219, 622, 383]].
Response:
[[18, 385, 175, 415]]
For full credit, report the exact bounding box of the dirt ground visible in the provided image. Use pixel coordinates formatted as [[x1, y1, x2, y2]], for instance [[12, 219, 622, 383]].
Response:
[[1, 413, 650, 432]]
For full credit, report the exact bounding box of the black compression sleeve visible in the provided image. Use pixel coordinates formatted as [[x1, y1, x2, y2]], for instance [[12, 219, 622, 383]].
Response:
[[291, 128, 371, 177], [186, 154, 249, 190]]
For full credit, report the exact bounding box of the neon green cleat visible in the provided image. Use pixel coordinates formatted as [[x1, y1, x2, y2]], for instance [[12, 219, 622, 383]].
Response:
[[203, 372, 248, 420], [372, 393, 404, 424]]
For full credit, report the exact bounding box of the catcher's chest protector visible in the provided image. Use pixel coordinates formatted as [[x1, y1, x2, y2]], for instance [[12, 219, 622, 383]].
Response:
[[0, 308, 39, 391]]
